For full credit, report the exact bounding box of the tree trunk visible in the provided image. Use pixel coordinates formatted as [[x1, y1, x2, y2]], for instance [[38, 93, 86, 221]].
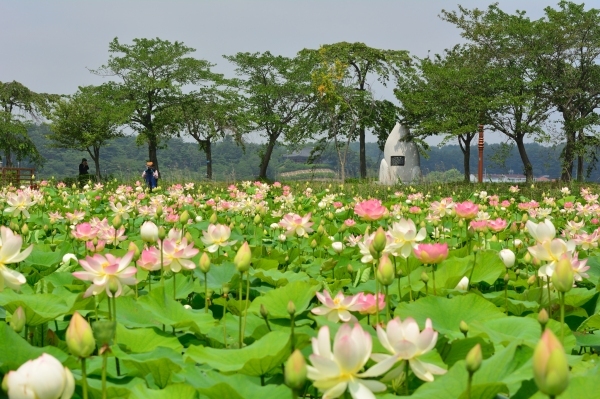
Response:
[[577, 154, 584, 182], [148, 139, 159, 174], [515, 137, 534, 183], [5, 149, 12, 167], [560, 130, 575, 181], [205, 139, 212, 180], [359, 125, 366, 179], [458, 135, 471, 183], [92, 146, 101, 182], [258, 136, 277, 180]]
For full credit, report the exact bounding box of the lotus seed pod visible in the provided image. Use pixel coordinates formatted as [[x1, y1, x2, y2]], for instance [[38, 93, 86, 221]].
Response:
[[92, 320, 116, 348]]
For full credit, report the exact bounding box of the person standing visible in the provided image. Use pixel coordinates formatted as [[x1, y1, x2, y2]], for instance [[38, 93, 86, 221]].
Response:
[[78, 158, 89, 187], [142, 161, 159, 192]]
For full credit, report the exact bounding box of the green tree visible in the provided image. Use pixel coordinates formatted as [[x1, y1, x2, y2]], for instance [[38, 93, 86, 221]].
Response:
[[223, 51, 317, 180], [300, 43, 409, 178], [92, 37, 215, 172], [177, 82, 247, 179], [0, 81, 57, 167], [46, 85, 132, 181], [395, 46, 488, 182]]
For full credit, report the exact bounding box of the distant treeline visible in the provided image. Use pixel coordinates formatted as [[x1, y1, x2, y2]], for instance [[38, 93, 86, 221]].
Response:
[[23, 125, 599, 183]]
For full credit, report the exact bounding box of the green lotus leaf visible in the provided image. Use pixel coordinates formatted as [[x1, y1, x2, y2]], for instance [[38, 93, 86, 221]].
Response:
[[194, 261, 237, 292], [563, 287, 597, 307], [180, 366, 289, 399], [184, 331, 290, 376], [441, 336, 494, 367], [248, 280, 320, 319], [163, 274, 196, 300], [128, 383, 198, 399], [395, 294, 504, 340], [0, 289, 83, 326], [470, 250, 505, 285], [483, 292, 540, 316], [458, 383, 509, 399], [116, 323, 183, 353], [0, 322, 72, 373], [251, 268, 310, 287], [112, 346, 185, 388]]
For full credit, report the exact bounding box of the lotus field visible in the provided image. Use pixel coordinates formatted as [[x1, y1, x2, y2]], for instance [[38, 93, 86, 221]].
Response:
[[2, 180, 600, 399]]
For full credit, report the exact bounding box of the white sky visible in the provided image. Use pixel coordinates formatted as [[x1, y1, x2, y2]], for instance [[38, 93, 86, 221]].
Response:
[[1, 0, 555, 145]]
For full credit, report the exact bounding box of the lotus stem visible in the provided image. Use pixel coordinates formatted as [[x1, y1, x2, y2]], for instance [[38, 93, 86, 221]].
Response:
[[204, 272, 209, 313], [223, 294, 228, 348], [290, 312, 296, 352], [504, 280, 508, 316], [466, 372, 473, 399], [81, 357, 89, 399], [385, 285, 390, 323], [431, 264, 437, 296], [239, 272, 244, 348], [546, 276, 552, 318], [173, 272, 177, 300], [241, 271, 250, 344], [101, 352, 107, 399], [560, 292, 565, 344]]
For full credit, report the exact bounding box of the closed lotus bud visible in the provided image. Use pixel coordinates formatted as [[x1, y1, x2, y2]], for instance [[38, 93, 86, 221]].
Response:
[[254, 214, 261, 224], [421, 271, 429, 283], [466, 343, 482, 374], [510, 222, 519, 234], [522, 213, 528, 222], [199, 252, 211, 273], [332, 242, 344, 254], [372, 227, 387, 253], [523, 252, 532, 264], [467, 226, 475, 239], [284, 349, 307, 391], [504, 273, 510, 283], [209, 213, 218, 224], [158, 226, 166, 240], [10, 306, 26, 333], [287, 300, 296, 316], [155, 205, 163, 217], [317, 225, 325, 236], [528, 274, 537, 286], [459, 320, 469, 336], [310, 239, 317, 249], [347, 264, 354, 274], [377, 253, 395, 286], [21, 224, 29, 235], [66, 312, 95, 358], [128, 242, 140, 261], [499, 249, 515, 268], [185, 232, 193, 242], [260, 304, 269, 319], [234, 242, 252, 272], [533, 329, 569, 397], [180, 210, 190, 224], [538, 308, 549, 328], [112, 215, 122, 229], [552, 257, 574, 293]]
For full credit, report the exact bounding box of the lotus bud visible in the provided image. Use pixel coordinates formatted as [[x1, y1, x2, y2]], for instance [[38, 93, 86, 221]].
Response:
[[466, 343, 482, 374], [538, 309, 549, 329], [513, 238, 522, 248], [222, 284, 229, 298], [421, 271, 429, 283], [458, 219, 464, 228], [467, 226, 475, 239], [347, 264, 354, 274], [459, 320, 469, 337], [199, 252, 211, 273], [254, 214, 261, 224], [234, 242, 252, 272], [158, 226, 166, 240], [21, 224, 29, 235], [510, 222, 519, 234], [185, 232, 193, 242], [332, 242, 344, 254], [287, 301, 296, 316], [527, 274, 537, 286], [552, 256, 574, 293], [155, 205, 163, 217], [533, 329, 569, 396], [317, 225, 325, 236], [112, 215, 122, 229], [66, 312, 95, 358], [239, 223, 246, 230], [310, 239, 317, 249], [260, 304, 269, 319], [128, 242, 140, 261], [284, 349, 307, 391], [209, 213, 218, 224], [499, 249, 515, 268], [372, 227, 387, 253], [10, 306, 26, 333], [377, 253, 395, 286], [179, 210, 190, 224], [523, 252, 532, 264]]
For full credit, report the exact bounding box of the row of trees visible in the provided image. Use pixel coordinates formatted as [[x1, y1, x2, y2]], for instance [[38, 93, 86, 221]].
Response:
[[1, 2, 599, 182]]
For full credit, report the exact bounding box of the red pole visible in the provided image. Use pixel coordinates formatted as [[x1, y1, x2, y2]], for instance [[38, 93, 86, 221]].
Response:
[[478, 124, 484, 183]]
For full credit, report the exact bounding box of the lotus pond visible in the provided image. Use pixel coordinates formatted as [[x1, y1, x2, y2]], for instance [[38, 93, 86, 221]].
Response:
[[1, 180, 599, 399]]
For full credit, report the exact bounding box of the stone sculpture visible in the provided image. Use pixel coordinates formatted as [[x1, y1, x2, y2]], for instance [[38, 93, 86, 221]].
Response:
[[378, 123, 421, 185]]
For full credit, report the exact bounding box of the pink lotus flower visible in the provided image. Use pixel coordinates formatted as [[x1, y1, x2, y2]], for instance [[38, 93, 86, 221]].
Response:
[[354, 199, 387, 221], [454, 201, 479, 219], [159, 235, 200, 273], [279, 213, 314, 237], [137, 247, 162, 271], [373, 317, 446, 382], [307, 324, 397, 399], [85, 240, 106, 253], [413, 243, 449, 264], [71, 222, 98, 241], [201, 224, 236, 253], [487, 218, 508, 232], [469, 220, 488, 232], [355, 293, 385, 315], [344, 219, 356, 227], [311, 291, 362, 322], [0, 226, 33, 291], [73, 251, 137, 297]]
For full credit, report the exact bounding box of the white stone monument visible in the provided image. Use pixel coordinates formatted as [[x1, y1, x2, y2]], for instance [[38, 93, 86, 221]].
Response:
[[378, 123, 421, 185]]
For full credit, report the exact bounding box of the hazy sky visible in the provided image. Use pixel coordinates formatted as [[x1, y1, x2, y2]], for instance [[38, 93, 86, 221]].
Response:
[[1, 0, 556, 144]]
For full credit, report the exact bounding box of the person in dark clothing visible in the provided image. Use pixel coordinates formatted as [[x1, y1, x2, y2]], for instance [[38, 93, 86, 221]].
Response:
[[78, 158, 89, 187], [142, 161, 159, 192]]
